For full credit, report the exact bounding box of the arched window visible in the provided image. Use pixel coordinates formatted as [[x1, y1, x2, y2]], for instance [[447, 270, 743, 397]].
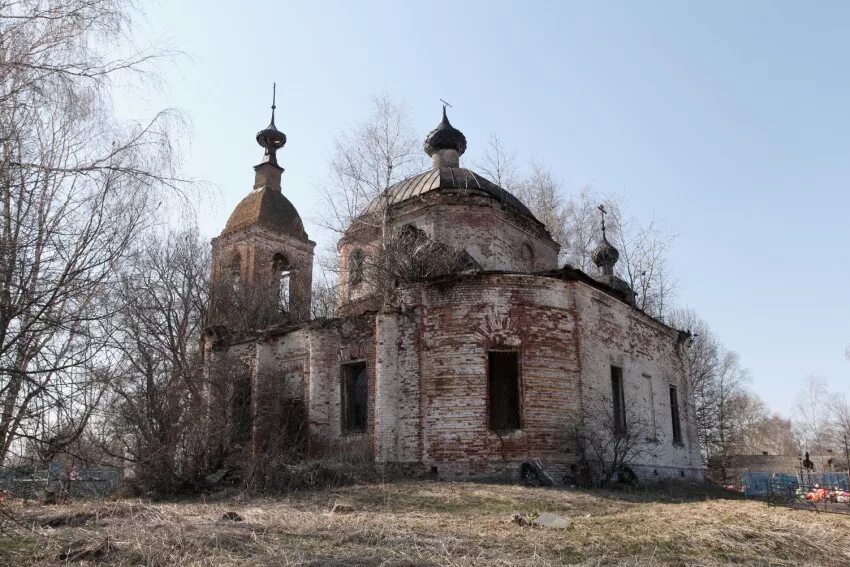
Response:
[[273, 253, 292, 312], [349, 249, 365, 285]]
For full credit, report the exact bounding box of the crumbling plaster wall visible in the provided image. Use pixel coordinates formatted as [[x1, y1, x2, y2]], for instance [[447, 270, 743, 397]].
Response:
[[303, 316, 376, 460], [573, 282, 703, 478], [377, 273, 583, 479]]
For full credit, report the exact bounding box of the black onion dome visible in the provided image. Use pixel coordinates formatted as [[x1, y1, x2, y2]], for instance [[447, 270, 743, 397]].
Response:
[[424, 107, 467, 156], [256, 88, 287, 165], [256, 119, 286, 155], [592, 236, 619, 272]]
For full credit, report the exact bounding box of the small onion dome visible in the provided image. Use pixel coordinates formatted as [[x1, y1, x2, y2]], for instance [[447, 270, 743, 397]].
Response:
[[256, 120, 286, 165], [592, 235, 619, 276], [256, 85, 287, 166], [424, 106, 467, 157]]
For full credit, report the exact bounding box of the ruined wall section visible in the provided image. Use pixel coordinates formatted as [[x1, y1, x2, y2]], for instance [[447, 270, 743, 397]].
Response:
[[394, 273, 582, 479], [305, 315, 376, 460], [573, 282, 703, 478], [251, 329, 309, 458], [202, 338, 258, 468], [416, 195, 559, 272], [374, 308, 423, 465]]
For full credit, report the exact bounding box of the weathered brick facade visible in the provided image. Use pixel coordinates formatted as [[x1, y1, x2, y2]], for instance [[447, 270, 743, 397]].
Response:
[[204, 107, 703, 482]]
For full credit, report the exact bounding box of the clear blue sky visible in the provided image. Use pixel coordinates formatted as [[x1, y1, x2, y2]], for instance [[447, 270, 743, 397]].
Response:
[[123, 1, 850, 416]]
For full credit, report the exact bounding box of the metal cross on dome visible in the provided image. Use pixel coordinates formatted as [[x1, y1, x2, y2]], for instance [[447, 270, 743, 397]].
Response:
[[598, 204, 608, 238]]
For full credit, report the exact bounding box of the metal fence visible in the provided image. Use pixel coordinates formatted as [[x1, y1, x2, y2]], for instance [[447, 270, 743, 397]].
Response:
[[738, 471, 850, 515], [767, 476, 850, 515], [0, 464, 120, 499]]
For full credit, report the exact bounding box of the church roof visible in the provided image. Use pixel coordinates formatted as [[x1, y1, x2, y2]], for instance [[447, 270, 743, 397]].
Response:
[[363, 166, 535, 220], [222, 186, 307, 239]]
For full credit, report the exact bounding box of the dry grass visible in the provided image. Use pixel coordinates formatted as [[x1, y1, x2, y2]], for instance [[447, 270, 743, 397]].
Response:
[[2, 480, 849, 566]]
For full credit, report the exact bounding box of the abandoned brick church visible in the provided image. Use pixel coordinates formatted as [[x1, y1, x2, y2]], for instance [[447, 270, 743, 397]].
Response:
[[203, 100, 703, 482]]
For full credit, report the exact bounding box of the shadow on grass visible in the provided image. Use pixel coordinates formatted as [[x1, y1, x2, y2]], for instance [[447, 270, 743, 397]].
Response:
[[580, 479, 748, 504]]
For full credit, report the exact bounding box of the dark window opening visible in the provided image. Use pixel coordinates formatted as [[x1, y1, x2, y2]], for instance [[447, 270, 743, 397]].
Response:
[[669, 385, 683, 444], [349, 249, 365, 285], [341, 361, 368, 433], [611, 366, 626, 436], [231, 377, 252, 444], [488, 351, 521, 432]]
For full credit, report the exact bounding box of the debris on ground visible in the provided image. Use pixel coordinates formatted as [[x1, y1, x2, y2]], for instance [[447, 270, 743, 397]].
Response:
[[42, 511, 95, 528], [511, 512, 531, 526], [520, 460, 554, 487], [532, 512, 571, 529], [331, 501, 355, 514], [57, 537, 110, 562]]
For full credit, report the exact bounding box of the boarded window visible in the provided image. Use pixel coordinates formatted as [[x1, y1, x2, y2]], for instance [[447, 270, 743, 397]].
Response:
[[488, 351, 521, 431], [669, 385, 682, 444], [611, 366, 626, 435], [341, 361, 368, 433]]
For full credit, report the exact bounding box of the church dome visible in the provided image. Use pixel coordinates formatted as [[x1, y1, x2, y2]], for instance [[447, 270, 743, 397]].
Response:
[[424, 106, 467, 157], [222, 187, 307, 239], [363, 166, 535, 220], [591, 235, 619, 272], [361, 107, 538, 224]]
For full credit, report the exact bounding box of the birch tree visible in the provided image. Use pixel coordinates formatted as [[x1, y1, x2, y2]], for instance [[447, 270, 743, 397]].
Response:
[[0, 0, 186, 465]]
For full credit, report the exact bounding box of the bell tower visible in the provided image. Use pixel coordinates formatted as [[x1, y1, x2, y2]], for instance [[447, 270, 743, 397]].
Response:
[[210, 85, 315, 327]]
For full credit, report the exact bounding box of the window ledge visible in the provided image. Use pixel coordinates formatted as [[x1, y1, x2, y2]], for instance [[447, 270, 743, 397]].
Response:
[[341, 430, 367, 437], [490, 429, 524, 438]]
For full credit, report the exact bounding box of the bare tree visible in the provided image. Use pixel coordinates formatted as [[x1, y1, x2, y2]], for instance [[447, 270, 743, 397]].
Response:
[[476, 133, 519, 191], [0, 0, 186, 465], [572, 392, 652, 487], [669, 307, 721, 461], [479, 138, 678, 321], [710, 350, 750, 480], [313, 95, 425, 313], [607, 206, 677, 319], [311, 264, 340, 319], [102, 227, 209, 494], [514, 163, 568, 249], [829, 394, 850, 471], [793, 376, 836, 455], [562, 186, 607, 273], [727, 393, 798, 456], [315, 94, 423, 237]]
